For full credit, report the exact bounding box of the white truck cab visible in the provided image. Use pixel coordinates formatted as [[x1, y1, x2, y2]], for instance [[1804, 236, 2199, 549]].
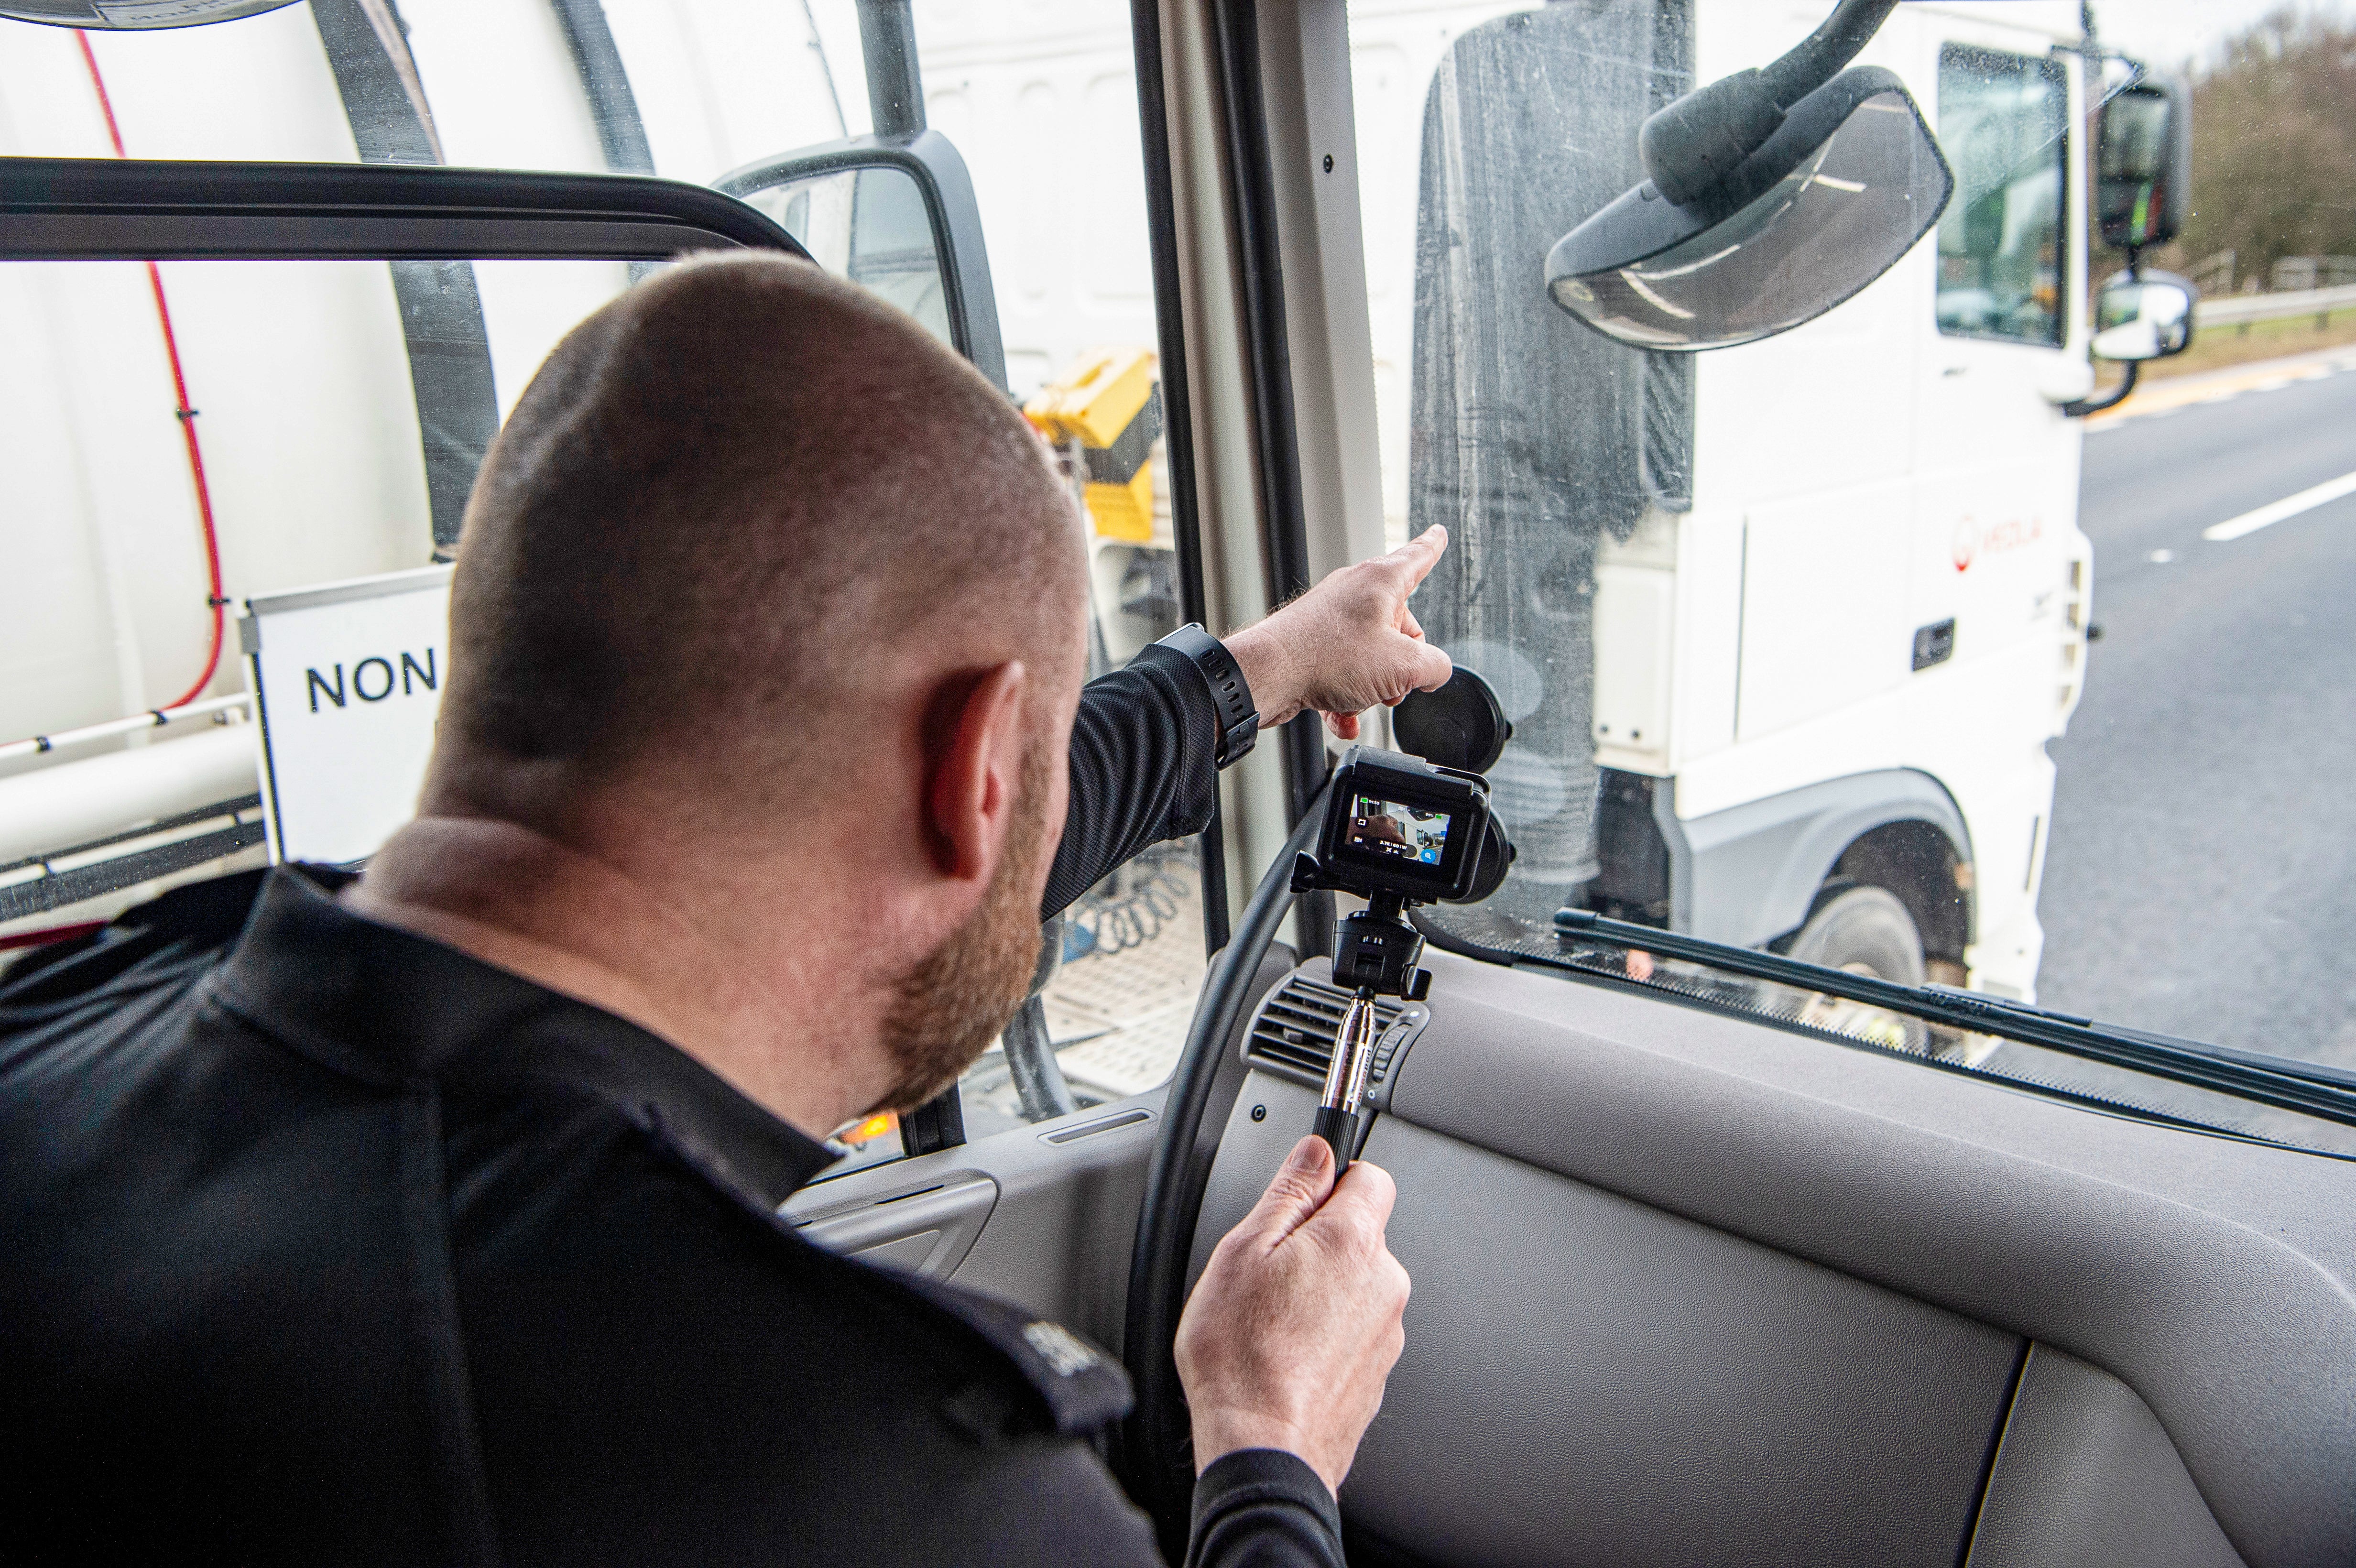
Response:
[[1568, 1, 2102, 1000]]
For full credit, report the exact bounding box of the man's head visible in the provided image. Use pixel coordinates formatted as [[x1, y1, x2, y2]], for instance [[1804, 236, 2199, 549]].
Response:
[[414, 252, 1088, 1121]]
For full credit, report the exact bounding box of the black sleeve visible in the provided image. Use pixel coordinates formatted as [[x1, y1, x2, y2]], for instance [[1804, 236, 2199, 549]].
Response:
[[1043, 643, 1224, 921], [938, 1438, 1339, 1568], [1185, 1449, 1346, 1568]]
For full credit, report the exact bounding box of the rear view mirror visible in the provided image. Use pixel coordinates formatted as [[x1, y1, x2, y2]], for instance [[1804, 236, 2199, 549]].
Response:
[[2091, 270, 2195, 361], [1548, 66, 1952, 350], [2096, 75, 2191, 252], [716, 135, 1007, 392]]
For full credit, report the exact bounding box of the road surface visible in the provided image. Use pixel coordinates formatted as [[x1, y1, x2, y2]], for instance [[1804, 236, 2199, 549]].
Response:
[[2034, 348, 2356, 1073]]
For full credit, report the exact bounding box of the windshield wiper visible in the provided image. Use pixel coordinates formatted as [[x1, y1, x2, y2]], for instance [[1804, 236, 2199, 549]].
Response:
[[1546, 908, 2356, 1129], [1918, 984, 2356, 1093]]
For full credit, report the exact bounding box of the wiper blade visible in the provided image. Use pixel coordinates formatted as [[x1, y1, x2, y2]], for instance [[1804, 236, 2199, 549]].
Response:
[[1551, 908, 2356, 1129], [1919, 983, 2356, 1096]]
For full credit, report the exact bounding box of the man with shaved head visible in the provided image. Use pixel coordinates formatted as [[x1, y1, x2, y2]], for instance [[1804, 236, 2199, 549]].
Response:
[[0, 251, 1456, 1566]]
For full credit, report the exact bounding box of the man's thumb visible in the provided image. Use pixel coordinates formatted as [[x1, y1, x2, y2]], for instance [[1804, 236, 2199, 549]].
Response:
[[1246, 1135, 1336, 1240], [1402, 639, 1453, 694]]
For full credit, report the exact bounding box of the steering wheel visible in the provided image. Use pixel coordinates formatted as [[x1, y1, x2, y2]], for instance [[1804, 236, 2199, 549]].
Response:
[[1120, 790, 1324, 1533], [1119, 669, 1514, 1538]]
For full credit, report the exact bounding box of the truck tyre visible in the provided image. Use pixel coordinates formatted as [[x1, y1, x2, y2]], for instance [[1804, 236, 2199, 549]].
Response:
[[1787, 885, 1927, 983], [1781, 886, 1930, 1053]]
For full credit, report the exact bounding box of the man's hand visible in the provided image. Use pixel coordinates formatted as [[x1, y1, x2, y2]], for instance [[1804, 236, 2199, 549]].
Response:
[[1224, 527, 1454, 738], [1175, 1134, 1412, 1496]]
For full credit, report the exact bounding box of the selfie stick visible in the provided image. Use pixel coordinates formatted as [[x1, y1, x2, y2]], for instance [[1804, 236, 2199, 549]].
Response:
[[1306, 887, 1430, 1176], [1313, 990, 1382, 1174]]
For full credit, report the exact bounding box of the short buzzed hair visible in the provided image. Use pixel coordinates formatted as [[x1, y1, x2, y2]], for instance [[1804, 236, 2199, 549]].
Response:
[[429, 252, 1084, 826]]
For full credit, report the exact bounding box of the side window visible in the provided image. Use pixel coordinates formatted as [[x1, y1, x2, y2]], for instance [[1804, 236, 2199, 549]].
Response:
[[0, 253, 632, 911], [926, 3, 1209, 1142], [0, 1, 1205, 1164], [1935, 44, 2068, 345]]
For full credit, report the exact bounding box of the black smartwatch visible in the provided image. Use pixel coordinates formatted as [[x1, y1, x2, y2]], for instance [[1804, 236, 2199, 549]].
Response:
[[1156, 622, 1259, 769]]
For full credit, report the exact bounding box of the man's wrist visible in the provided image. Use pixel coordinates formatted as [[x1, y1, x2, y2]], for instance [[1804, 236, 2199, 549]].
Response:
[[1190, 1406, 1338, 1496], [1220, 623, 1297, 730]]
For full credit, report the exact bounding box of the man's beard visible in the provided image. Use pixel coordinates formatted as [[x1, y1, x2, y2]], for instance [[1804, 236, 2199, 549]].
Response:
[[871, 740, 1053, 1114]]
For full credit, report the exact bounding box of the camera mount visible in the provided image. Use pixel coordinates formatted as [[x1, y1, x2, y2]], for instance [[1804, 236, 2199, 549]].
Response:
[[1287, 730, 1514, 1170]]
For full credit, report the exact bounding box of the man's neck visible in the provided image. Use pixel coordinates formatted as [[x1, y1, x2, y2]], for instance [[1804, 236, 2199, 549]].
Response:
[[346, 815, 880, 1139]]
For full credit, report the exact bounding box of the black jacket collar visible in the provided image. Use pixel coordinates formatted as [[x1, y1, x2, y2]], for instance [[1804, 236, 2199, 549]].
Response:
[[209, 865, 834, 1206]]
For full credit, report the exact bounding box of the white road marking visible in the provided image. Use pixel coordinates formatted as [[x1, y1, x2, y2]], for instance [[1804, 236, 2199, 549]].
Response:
[[2203, 468, 2356, 542]]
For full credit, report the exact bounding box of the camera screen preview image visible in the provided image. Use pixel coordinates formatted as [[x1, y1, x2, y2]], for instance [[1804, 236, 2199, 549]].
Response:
[[1345, 794, 1453, 867]]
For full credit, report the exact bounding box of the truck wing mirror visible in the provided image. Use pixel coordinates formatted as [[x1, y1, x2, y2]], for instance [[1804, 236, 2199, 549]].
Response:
[[1546, 0, 1951, 351], [715, 131, 1008, 394], [2096, 74, 2191, 253], [0, 0, 296, 23], [2091, 270, 2195, 362]]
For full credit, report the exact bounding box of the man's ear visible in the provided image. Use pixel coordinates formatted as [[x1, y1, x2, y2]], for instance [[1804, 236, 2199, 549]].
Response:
[[922, 660, 1028, 883]]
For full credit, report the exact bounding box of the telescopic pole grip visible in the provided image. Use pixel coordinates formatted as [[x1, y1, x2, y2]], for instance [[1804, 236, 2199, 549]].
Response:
[[1312, 1105, 1357, 1176]]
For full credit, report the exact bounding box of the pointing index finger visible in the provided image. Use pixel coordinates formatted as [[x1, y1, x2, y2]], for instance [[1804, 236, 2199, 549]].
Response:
[[1381, 526, 1449, 591]]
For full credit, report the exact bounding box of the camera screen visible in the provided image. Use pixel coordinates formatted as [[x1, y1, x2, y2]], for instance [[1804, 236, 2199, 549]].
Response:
[[1346, 794, 1453, 867]]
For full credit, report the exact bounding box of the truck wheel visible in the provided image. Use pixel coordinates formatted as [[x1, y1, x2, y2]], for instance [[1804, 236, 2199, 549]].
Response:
[[1781, 886, 1929, 1053], [1788, 885, 1926, 984]]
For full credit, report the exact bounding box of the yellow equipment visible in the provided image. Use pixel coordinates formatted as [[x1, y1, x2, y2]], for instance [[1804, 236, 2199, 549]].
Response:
[[1024, 347, 1164, 542]]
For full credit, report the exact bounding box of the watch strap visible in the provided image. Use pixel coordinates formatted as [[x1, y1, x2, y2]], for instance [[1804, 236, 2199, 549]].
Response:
[[1155, 622, 1259, 768]]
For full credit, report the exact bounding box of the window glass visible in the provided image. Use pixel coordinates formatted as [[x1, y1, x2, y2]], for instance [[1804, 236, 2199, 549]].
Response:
[[1935, 44, 2067, 345], [0, 0, 862, 182], [0, 254, 633, 931], [924, 0, 1208, 1141], [0, 0, 1208, 1158], [1344, 2, 2356, 1153]]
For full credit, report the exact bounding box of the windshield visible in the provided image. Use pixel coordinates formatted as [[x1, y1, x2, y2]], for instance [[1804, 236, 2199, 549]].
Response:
[[1346, 0, 2356, 1150]]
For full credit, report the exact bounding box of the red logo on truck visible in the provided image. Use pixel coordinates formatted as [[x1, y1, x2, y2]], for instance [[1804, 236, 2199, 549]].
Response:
[[1951, 514, 2043, 573]]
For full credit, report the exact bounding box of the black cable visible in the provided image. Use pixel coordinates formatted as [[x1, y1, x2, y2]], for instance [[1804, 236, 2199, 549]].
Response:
[[1123, 788, 1325, 1545]]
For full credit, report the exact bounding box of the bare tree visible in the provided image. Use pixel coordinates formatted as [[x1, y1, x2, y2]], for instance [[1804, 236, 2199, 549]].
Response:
[[2157, 6, 2356, 289]]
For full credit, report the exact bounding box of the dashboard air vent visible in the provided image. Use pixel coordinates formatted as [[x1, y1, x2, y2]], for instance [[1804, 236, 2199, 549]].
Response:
[[1246, 975, 1406, 1082]]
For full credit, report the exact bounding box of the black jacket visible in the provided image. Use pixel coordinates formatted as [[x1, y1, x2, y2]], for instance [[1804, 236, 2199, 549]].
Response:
[[0, 650, 1341, 1566]]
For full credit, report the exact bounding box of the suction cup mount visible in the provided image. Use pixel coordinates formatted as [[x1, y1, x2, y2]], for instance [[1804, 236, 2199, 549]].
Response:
[[1393, 667, 1513, 774]]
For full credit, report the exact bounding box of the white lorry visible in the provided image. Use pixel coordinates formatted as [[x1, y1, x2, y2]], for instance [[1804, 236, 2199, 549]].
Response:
[[1, 0, 2145, 1014]]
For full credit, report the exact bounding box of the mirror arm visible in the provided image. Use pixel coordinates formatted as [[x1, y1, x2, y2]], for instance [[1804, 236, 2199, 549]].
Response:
[[855, 0, 925, 140], [2062, 358, 2138, 418], [1640, 0, 1899, 206], [1760, 0, 1901, 107]]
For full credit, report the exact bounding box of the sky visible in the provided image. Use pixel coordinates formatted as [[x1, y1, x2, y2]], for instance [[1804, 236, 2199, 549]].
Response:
[[2089, 0, 2348, 70]]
